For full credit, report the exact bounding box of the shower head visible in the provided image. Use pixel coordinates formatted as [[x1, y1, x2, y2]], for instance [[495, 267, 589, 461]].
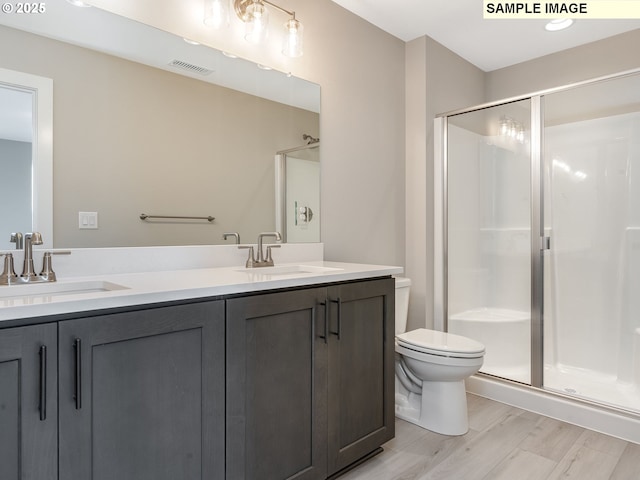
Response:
[[303, 134, 319, 144]]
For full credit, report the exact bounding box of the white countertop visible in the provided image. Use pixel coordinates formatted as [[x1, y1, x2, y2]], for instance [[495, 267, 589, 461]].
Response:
[[0, 261, 403, 323]]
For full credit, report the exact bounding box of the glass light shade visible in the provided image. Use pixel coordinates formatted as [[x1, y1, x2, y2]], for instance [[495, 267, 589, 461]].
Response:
[[244, 1, 269, 44], [282, 18, 303, 57], [204, 0, 230, 29]]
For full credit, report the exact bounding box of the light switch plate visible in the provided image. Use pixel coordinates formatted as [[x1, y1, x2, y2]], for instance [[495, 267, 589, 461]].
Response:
[[79, 211, 98, 229]]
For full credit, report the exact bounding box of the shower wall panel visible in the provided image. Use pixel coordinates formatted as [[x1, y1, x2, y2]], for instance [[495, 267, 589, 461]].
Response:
[[544, 83, 640, 411], [447, 99, 532, 384]]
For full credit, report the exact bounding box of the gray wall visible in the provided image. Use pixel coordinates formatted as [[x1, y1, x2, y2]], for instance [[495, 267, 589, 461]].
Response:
[[486, 29, 640, 101], [405, 37, 485, 331]]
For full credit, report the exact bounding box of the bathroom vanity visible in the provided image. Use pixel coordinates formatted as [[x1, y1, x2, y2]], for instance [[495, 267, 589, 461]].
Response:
[[0, 258, 400, 480]]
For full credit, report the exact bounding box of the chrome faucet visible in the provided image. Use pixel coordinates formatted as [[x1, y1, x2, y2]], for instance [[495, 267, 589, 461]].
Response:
[[257, 232, 281, 266], [21, 232, 43, 279], [0, 232, 71, 285], [238, 231, 281, 268], [223, 232, 241, 244]]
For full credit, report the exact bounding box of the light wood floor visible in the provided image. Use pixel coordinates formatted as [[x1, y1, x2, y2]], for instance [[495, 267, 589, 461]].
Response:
[[341, 394, 640, 480]]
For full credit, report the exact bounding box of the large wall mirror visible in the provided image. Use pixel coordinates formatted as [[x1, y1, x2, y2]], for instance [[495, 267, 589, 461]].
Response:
[[0, 1, 320, 248]]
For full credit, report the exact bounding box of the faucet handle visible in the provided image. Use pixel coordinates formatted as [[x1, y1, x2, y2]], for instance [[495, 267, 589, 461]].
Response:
[[10, 232, 23, 250], [0, 253, 18, 285], [39, 251, 71, 282], [25, 232, 43, 245], [238, 245, 256, 268], [265, 245, 281, 264]]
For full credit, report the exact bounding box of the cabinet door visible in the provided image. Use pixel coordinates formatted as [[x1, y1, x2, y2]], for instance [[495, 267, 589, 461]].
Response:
[[327, 278, 395, 475], [0, 323, 57, 480], [226, 288, 328, 480], [58, 301, 225, 480]]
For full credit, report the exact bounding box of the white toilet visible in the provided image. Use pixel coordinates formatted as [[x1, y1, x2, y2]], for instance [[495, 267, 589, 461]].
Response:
[[394, 277, 485, 435]]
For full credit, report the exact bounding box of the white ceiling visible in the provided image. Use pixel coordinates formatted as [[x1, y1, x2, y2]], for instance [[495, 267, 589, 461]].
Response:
[[330, 0, 640, 71]]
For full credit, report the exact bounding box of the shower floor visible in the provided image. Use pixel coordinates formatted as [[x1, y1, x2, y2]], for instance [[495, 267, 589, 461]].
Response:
[[544, 364, 640, 414]]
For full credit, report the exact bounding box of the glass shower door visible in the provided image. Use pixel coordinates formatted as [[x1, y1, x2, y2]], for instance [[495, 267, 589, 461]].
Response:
[[543, 73, 640, 412], [447, 99, 532, 384]]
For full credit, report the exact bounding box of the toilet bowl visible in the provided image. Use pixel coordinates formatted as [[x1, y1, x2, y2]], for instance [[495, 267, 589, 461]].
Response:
[[394, 278, 485, 435]]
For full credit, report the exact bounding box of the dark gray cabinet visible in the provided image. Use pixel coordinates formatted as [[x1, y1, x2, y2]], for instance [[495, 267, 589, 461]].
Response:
[[327, 278, 395, 475], [0, 323, 58, 480], [226, 287, 329, 480], [0, 276, 393, 480], [58, 301, 225, 480], [226, 278, 395, 480]]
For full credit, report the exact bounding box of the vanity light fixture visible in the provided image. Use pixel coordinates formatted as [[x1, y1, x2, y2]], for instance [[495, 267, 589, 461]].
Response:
[[282, 16, 303, 58], [233, 0, 304, 57], [545, 18, 574, 31], [242, 0, 270, 44]]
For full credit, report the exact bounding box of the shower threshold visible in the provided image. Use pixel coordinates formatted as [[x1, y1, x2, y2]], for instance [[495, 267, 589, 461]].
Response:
[[544, 364, 640, 414]]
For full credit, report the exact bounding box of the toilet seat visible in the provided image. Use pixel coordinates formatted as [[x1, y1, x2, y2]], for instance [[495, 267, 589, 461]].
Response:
[[396, 328, 485, 359]]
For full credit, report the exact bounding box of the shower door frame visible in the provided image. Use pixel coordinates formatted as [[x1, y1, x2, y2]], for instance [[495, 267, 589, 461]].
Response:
[[434, 67, 640, 390]]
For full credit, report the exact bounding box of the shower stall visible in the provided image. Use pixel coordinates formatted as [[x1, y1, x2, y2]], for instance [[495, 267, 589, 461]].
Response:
[[435, 69, 640, 420]]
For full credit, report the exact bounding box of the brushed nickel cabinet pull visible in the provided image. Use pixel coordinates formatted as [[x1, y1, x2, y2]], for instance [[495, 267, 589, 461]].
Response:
[[330, 297, 342, 340], [73, 338, 82, 410], [39, 345, 47, 421]]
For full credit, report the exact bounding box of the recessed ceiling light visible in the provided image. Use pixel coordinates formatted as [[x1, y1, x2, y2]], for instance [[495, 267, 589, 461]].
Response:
[[183, 38, 200, 45], [66, 0, 91, 6], [222, 51, 238, 59], [545, 19, 574, 31], [257, 64, 272, 70]]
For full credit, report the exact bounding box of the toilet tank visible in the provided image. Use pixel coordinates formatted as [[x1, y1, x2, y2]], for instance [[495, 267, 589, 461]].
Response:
[[394, 277, 411, 335]]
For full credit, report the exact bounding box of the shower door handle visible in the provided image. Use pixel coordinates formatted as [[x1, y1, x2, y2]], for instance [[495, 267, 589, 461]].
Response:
[[540, 236, 551, 251]]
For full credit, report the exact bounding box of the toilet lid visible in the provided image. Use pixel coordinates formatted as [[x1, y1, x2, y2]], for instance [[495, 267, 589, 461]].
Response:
[[396, 328, 485, 358]]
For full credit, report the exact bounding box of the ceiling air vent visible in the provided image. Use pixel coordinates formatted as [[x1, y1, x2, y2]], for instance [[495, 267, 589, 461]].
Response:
[[168, 59, 214, 76]]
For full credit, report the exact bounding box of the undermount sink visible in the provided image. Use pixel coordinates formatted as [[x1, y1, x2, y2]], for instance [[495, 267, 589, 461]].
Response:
[[235, 265, 344, 276], [0, 280, 129, 302]]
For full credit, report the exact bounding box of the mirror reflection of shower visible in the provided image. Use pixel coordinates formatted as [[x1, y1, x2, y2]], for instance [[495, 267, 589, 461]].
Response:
[[275, 134, 320, 243]]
